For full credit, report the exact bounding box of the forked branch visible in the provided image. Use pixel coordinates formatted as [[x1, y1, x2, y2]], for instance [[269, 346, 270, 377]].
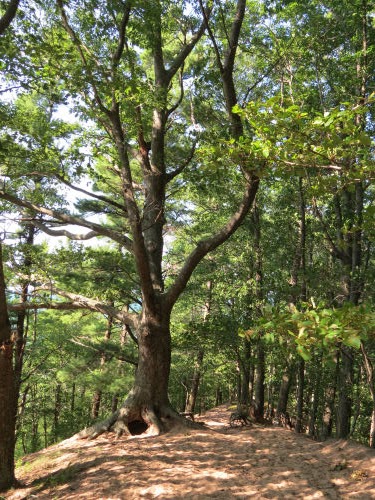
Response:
[[0, 190, 133, 251]]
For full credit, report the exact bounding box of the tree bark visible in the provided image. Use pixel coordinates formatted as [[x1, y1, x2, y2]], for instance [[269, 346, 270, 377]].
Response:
[[0, 242, 17, 491], [252, 203, 265, 421], [295, 358, 305, 434], [277, 360, 295, 416], [337, 346, 354, 438], [308, 354, 322, 439], [186, 280, 212, 414], [91, 314, 113, 419], [322, 356, 338, 440], [360, 342, 375, 448], [185, 349, 204, 414], [0, 0, 19, 36], [254, 342, 265, 420], [239, 339, 251, 407], [80, 305, 178, 438]]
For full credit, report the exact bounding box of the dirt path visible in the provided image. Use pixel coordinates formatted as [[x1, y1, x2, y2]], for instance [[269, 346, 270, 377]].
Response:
[[5, 405, 375, 499]]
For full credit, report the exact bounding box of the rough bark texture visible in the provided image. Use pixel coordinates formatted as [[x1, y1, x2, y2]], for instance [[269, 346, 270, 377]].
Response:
[[0, 243, 17, 491], [79, 309, 189, 438], [277, 360, 295, 416]]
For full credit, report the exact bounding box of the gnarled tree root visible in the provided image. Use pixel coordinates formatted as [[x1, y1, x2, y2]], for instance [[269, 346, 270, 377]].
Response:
[[77, 403, 203, 440]]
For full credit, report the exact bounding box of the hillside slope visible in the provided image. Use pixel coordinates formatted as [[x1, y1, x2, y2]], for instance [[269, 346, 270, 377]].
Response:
[[5, 405, 375, 499]]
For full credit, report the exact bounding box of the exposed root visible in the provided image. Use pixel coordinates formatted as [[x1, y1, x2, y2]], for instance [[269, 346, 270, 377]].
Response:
[[76, 403, 205, 440], [77, 411, 119, 439]]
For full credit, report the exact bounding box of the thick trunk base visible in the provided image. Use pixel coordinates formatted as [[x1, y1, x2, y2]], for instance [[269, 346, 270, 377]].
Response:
[[78, 397, 200, 440]]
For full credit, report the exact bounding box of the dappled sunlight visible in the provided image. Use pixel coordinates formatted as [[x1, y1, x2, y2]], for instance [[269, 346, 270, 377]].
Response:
[[6, 405, 375, 499]]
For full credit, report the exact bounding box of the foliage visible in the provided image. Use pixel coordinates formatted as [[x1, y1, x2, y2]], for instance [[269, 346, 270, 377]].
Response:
[[251, 302, 375, 361]]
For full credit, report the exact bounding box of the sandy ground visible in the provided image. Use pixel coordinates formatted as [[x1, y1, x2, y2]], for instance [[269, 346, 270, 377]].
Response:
[[4, 405, 375, 499]]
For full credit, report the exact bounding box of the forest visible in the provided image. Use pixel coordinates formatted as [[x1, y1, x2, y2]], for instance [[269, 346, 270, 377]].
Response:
[[0, 0, 374, 492]]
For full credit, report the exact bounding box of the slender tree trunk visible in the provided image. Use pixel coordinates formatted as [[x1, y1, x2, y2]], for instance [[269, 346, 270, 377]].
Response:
[[91, 314, 113, 419], [185, 349, 204, 414], [335, 0, 367, 436], [295, 358, 305, 433], [14, 225, 35, 405], [322, 356, 339, 439], [71, 383, 76, 413], [215, 386, 223, 406], [0, 242, 17, 491], [239, 339, 251, 406], [91, 391, 102, 420], [322, 385, 335, 439], [308, 354, 323, 438], [277, 360, 295, 416], [254, 342, 265, 420], [252, 203, 265, 421], [337, 346, 354, 438], [111, 395, 119, 413], [53, 383, 62, 439], [360, 342, 375, 448], [185, 280, 212, 414], [290, 177, 307, 434]]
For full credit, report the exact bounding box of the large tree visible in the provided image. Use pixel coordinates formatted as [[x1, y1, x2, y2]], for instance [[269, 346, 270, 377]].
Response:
[[0, 242, 17, 491], [0, 0, 259, 436]]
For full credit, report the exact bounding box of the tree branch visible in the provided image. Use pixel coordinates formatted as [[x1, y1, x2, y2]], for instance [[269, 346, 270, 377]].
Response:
[[165, 174, 259, 309], [0, 0, 19, 36], [310, 195, 347, 261], [111, 2, 131, 72], [0, 190, 133, 251], [10, 286, 138, 328], [165, 139, 198, 182], [57, 0, 109, 116], [30, 220, 101, 241], [167, 64, 185, 116], [166, 5, 211, 84], [70, 338, 138, 366], [55, 174, 127, 213], [223, 0, 246, 73], [199, 0, 224, 73]]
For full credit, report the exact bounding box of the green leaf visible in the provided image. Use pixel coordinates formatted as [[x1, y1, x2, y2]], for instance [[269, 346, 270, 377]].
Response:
[[345, 335, 361, 349], [358, 132, 372, 146], [297, 345, 311, 361]]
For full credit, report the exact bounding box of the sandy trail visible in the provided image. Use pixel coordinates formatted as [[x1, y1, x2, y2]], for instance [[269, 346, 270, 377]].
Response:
[[5, 405, 375, 499]]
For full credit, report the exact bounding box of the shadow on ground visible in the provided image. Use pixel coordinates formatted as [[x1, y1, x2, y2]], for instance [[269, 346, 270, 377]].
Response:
[[5, 405, 375, 499]]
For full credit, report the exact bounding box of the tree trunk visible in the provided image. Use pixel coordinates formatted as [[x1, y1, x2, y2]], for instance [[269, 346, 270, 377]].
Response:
[[53, 383, 62, 439], [91, 390, 102, 420], [277, 361, 295, 416], [81, 310, 181, 438], [254, 342, 265, 421], [185, 349, 204, 414], [91, 314, 113, 419], [337, 346, 353, 438], [0, 242, 17, 492], [322, 359, 338, 440], [239, 339, 251, 407], [252, 202, 265, 421], [360, 341, 375, 448], [186, 280, 211, 414], [295, 358, 305, 433]]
